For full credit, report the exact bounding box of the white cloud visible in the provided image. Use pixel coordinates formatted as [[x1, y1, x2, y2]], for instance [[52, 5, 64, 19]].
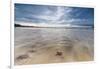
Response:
[[31, 7, 73, 24]]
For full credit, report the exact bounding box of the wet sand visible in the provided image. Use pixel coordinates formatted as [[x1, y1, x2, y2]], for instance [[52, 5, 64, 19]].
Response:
[[14, 27, 94, 65]]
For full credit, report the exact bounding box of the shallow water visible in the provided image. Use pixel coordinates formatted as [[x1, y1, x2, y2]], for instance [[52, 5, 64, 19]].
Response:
[[15, 27, 93, 48], [14, 27, 94, 65]]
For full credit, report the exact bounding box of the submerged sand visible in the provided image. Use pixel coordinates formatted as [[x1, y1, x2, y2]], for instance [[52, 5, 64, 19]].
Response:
[[14, 27, 94, 65]]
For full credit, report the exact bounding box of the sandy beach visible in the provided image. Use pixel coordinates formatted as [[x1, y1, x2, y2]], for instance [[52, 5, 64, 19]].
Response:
[[14, 27, 94, 65]]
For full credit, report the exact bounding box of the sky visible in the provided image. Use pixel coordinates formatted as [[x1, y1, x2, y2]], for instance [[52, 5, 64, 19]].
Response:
[[15, 3, 94, 27]]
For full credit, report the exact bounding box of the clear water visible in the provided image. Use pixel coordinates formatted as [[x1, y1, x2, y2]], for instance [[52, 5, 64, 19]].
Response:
[[15, 27, 93, 48]]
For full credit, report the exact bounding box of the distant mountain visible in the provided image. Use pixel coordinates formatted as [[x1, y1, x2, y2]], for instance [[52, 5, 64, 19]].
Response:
[[14, 24, 42, 28], [15, 24, 22, 27]]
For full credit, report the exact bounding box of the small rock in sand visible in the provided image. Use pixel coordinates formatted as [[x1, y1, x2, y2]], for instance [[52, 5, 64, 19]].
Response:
[[16, 54, 29, 60], [56, 51, 63, 56]]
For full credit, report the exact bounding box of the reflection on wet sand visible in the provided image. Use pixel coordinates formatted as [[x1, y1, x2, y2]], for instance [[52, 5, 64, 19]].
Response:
[[14, 27, 94, 65]]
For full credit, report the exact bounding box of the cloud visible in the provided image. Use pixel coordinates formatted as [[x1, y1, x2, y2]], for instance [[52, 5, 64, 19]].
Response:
[[15, 4, 94, 26], [31, 6, 73, 24]]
